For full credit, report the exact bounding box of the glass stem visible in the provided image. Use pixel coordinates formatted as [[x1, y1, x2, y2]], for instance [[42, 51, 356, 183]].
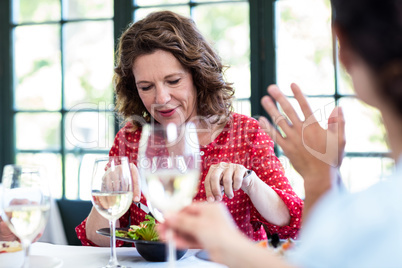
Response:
[[166, 228, 176, 268], [108, 219, 119, 267], [21, 239, 31, 268]]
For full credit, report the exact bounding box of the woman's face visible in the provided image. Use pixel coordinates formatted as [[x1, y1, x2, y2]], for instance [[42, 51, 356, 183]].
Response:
[[345, 53, 383, 109], [132, 49, 198, 126]]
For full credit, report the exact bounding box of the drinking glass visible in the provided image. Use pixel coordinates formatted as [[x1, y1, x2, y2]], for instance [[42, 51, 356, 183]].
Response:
[[91, 156, 133, 268], [138, 123, 201, 267], [1, 165, 50, 268]]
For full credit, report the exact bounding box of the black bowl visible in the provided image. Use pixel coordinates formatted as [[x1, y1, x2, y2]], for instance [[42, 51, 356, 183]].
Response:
[[134, 240, 188, 262]]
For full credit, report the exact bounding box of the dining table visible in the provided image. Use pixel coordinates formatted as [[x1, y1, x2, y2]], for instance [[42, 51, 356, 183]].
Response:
[[30, 242, 228, 268]]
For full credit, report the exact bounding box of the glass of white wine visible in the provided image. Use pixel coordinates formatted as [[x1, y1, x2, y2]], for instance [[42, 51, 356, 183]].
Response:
[[138, 123, 201, 267], [1, 165, 50, 268], [91, 156, 133, 268]]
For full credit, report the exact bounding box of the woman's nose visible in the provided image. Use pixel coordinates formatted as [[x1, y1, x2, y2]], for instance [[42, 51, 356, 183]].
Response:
[[155, 84, 171, 104]]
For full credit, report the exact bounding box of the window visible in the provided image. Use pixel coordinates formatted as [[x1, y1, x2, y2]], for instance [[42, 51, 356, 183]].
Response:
[[0, 0, 392, 201], [0, 0, 251, 200], [1, 0, 115, 199], [275, 0, 393, 196]]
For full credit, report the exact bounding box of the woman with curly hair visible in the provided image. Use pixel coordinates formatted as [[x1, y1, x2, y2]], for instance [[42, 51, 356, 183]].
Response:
[[76, 10, 302, 247]]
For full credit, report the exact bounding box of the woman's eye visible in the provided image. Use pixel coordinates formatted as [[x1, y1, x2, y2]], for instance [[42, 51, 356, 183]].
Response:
[[140, 85, 152, 91], [168, 79, 180, 85]]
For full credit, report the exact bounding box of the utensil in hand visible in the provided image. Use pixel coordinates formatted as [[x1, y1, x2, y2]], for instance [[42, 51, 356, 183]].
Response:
[[1, 165, 50, 268], [91, 156, 133, 268], [138, 123, 201, 267]]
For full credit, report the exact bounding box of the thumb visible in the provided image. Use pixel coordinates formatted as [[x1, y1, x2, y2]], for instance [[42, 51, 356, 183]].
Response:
[[328, 107, 345, 134], [328, 106, 346, 166]]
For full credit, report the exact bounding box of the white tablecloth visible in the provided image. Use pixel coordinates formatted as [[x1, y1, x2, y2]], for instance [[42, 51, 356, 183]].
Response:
[[31, 242, 227, 268]]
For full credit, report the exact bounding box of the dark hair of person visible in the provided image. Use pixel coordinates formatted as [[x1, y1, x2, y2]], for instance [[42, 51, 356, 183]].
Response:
[[113, 11, 234, 126], [331, 0, 402, 115]]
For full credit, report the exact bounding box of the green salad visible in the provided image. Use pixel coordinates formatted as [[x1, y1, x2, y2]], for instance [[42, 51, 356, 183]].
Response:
[[115, 215, 159, 241]]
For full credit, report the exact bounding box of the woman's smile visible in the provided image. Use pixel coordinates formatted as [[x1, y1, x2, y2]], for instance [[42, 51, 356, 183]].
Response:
[[158, 108, 177, 117]]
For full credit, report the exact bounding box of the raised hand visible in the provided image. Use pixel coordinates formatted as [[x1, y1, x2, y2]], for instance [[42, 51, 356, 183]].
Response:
[[259, 83, 346, 217]]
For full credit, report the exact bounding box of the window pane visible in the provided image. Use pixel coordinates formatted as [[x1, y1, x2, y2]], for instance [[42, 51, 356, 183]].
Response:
[[279, 155, 305, 199], [66, 153, 108, 200], [64, 0, 113, 20], [340, 157, 394, 193], [64, 21, 114, 109], [233, 100, 251, 116], [16, 153, 63, 199], [339, 97, 389, 153], [16, 113, 61, 150], [65, 111, 115, 150], [13, 0, 61, 23], [135, 0, 188, 5], [193, 3, 250, 99], [14, 25, 61, 111], [134, 6, 190, 21], [276, 0, 334, 96]]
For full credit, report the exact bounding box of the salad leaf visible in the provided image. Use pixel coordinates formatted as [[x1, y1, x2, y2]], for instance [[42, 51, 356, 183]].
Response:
[[115, 215, 159, 241]]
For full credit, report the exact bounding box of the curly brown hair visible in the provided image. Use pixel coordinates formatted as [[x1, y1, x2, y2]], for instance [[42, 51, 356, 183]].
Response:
[[114, 10, 234, 126]]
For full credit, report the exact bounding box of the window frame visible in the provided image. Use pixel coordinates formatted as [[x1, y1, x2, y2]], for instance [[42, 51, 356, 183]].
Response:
[[0, 0, 15, 179], [0, 0, 389, 196]]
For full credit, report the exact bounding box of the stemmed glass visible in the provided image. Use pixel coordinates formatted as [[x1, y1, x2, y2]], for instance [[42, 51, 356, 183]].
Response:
[[138, 123, 201, 267], [91, 156, 133, 268], [1, 165, 50, 268]]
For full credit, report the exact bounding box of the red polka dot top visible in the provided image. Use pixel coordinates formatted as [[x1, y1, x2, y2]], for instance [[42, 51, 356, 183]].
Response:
[[75, 113, 303, 246]]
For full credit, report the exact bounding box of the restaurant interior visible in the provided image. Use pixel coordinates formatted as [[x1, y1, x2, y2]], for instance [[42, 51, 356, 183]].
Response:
[[0, 0, 393, 266]]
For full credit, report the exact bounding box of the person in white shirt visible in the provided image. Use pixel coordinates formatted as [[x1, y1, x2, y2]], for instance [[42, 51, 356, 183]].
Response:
[[157, 0, 402, 267]]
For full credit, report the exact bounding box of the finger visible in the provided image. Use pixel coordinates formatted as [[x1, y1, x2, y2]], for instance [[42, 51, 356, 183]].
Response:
[[260, 93, 291, 134], [110, 169, 119, 191], [173, 231, 202, 249], [10, 199, 29, 205], [337, 107, 346, 150], [204, 168, 214, 202], [178, 202, 204, 216], [116, 166, 125, 191], [328, 107, 345, 133], [158, 223, 199, 249], [258, 115, 286, 147], [103, 169, 115, 191], [268, 84, 302, 127], [164, 212, 202, 245], [130, 163, 141, 202], [221, 167, 234, 199], [232, 165, 246, 192], [156, 222, 168, 241], [290, 83, 315, 121], [204, 165, 223, 202], [328, 106, 346, 166]]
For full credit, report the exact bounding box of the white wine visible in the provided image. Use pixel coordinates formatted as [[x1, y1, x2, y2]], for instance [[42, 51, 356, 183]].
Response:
[[4, 204, 50, 242], [92, 191, 133, 220], [145, 169, 199, 213]]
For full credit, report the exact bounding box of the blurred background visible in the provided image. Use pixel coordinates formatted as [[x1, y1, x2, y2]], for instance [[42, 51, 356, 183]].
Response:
[[0, 0, 392, 205]]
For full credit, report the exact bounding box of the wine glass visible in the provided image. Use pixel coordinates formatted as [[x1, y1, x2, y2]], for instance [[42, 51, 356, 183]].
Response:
[[1, 165, 50, 268], [138, 123, 201, 267], [91, 156, 133, 268]]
